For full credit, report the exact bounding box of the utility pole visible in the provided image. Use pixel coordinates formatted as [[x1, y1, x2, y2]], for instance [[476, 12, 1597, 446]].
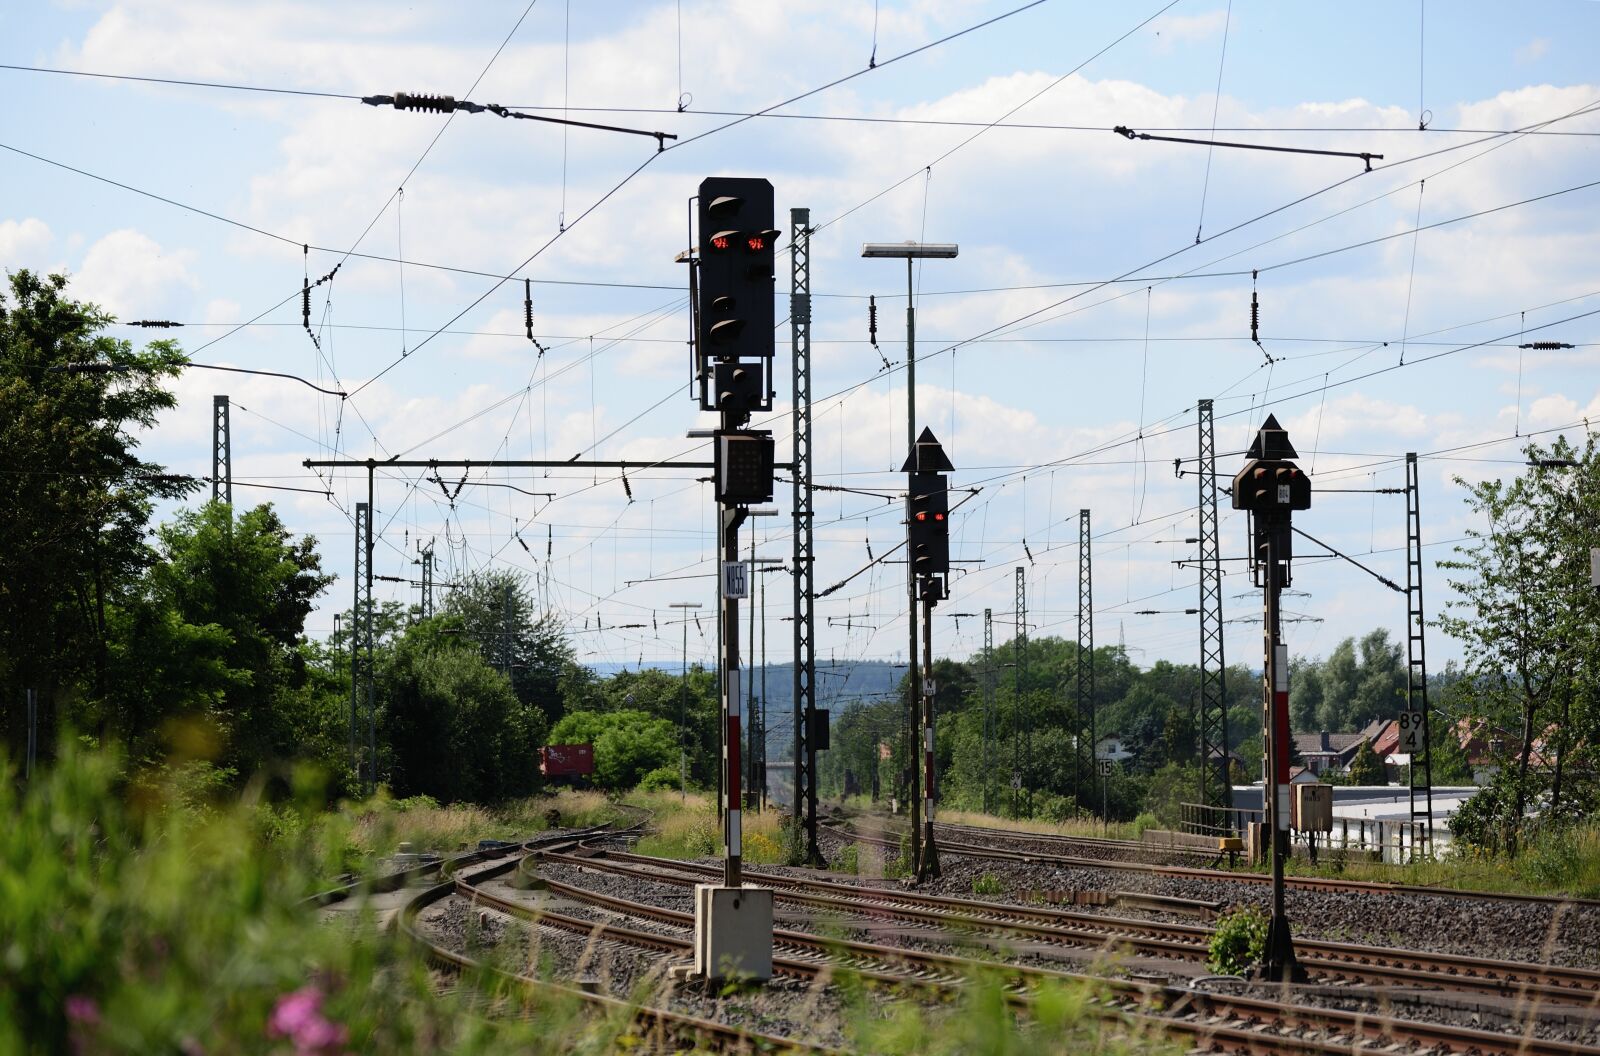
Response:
[[1233, 414, 1310, 983], [1013, 565, 1027, 817], [862, 239, 957, 863], [745, 553, 784, 811], [790, 208, 823, 865], [670, 601, 701, 803], [1077, 509, 1096, 816], [352, 501, 374, 793], [211, 395, 232, 505], [982, 608, 994, 815], [1403, 452, 1434, 855], [1196, 398, 1233, 819]]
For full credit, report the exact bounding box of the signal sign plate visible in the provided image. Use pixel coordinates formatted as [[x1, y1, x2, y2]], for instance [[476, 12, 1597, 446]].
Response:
[[1397, 710, 1424, 754], [1098, 759, 1113, 777], [722, 560, 749, 599]]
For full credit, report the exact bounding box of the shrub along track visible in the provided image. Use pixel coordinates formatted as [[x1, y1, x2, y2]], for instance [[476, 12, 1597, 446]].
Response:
[[487, 837, 1600, 1055], [542, 846, 1600, 1008]]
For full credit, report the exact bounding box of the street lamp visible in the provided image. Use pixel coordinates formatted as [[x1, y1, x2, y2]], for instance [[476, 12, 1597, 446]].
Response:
[[862, 239, 959, 873], [670, 601, 703, 802]]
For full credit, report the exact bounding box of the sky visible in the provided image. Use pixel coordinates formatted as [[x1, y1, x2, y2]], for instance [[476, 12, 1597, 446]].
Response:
[[3, 0, 1599, 690]]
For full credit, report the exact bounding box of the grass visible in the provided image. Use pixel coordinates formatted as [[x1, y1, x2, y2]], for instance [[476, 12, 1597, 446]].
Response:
[[339, 788, 625, 861], [2, 742, 1197, 1054], [934, 807, 1140, 841], [623, 790, 790, 865], [1271, 825, 1600, 899], [0, 745, 643, 1055]]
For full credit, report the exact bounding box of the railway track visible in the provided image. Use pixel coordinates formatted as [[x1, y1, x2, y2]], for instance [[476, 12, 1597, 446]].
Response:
[[392, 827, 828, 1054], [930, 817, 1213, 862], [487, 841, 1600, 1056], [542, 846, 1600, 1007], [832, 821, 1600, 908]]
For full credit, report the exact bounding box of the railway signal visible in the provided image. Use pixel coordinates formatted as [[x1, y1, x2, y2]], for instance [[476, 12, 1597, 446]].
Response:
[[902, 427, 954, 879], [1232, 413, 1310, 983], [676, 176, 782, 984]]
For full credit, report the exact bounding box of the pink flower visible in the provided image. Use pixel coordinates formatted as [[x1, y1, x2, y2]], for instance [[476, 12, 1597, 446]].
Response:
[[267, 987, 348, 1055], [64, 995, 100, 1026]]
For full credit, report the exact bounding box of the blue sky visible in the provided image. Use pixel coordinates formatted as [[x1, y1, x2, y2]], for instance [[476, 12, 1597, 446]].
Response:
[[4, 0, 1598, 682]]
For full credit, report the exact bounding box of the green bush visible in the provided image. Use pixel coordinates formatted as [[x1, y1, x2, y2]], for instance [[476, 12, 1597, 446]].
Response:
[[834, 843, 860, 874], [1131, 812, 1160, 839], [0, 741, 622, 1054], [1207, 905, 1269, 975], [972, 873, 1004, 897], [634, 766, 681, 794]]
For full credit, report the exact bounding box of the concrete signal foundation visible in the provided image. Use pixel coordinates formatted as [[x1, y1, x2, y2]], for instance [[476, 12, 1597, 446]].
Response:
[[690, 884, 773, 982]]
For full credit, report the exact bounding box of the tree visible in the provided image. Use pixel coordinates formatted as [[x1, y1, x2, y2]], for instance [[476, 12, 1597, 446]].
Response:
[[591, 666, 720, 786], [139, 503, 335, 781], [381, 620, 545, 802], [0, 270, 194, 757], [1346, 740, 1385, 785], [440, 570, 577, 728], [1438, 435, 1600, 852], [546, 709, 677, 790]]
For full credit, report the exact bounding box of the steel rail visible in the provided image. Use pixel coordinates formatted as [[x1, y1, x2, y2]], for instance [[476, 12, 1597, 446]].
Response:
[[557, 848, 1600, 1008], [393, 833, 827, 1055], [832, 822, 1600, 909], [487, 850, 1600, 1056]]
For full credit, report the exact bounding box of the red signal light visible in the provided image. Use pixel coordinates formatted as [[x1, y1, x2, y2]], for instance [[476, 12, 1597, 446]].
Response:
[[915, 512, 927, 521], [935, 513, 945, 521], [746, 235, 767, 251], [712, 235, 731, 251]]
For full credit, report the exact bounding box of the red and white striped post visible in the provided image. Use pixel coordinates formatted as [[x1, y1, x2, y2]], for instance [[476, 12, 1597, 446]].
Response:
[[1259, 514, 1303, 980], [721, 507, 745, 888]]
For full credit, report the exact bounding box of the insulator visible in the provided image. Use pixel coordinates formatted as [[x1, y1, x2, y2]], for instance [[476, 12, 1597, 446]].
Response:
[[1524, 341, 1570, 350], [129, 320, 181, 328], [1250, 270, 1260, 342], [622, 473, 633, 501], [524, 278, 534, 339], [393, 91, 457, 114], [302, 283, 311, 327], [868, 295, 878, 346]]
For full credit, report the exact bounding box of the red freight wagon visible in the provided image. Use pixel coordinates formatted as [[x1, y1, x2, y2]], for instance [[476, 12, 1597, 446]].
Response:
[[540, 743, 595, 777]]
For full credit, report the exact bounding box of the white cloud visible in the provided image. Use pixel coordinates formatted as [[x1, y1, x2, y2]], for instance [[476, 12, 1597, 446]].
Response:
[[0, 218, 53, 263], [1150, 10, 1229, 51], [72, 229, 198, 317]]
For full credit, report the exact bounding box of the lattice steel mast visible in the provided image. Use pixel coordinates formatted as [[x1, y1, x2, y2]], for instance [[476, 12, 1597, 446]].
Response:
[[1076, 509, 1095, 812], [1196, 398, 1232, 812], [211, 395, 232, 505], [982, 607, 995, 815], [352, 500, 375, 792], [789, 208, 822, 864], [1404, 452, 1434, 853], [1014, 565, 1028, 816]]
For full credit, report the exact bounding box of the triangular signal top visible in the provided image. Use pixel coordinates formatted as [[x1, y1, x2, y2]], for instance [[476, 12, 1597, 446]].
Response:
[[900, 426, 955, 473], [1245, 414, 1298, 461]]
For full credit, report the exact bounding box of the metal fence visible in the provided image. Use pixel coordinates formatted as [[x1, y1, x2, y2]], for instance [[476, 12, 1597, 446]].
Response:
[[1180, 801, 1432, 862]]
